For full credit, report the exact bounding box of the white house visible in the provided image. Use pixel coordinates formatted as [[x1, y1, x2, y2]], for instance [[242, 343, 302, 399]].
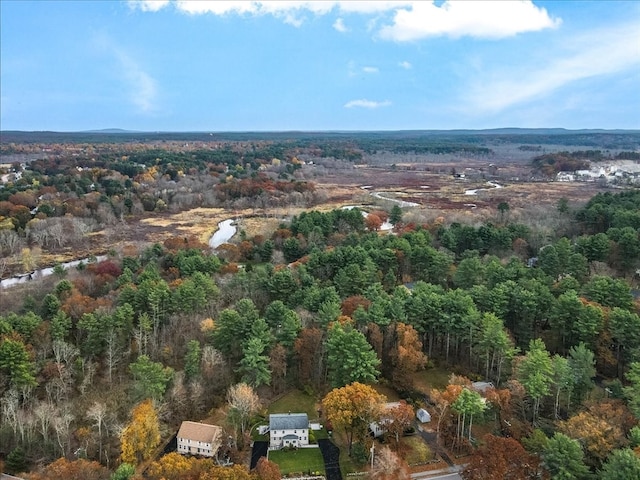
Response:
[[177, 421, 222, 458], [369, 402, 415, 438], [269, 413, 309, 449]]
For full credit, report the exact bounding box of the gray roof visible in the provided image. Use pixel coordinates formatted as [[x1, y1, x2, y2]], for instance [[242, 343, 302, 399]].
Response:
[[269, 413, 308, 430]]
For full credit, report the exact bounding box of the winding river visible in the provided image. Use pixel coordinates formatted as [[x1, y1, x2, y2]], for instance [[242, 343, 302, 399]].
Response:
[[1, 219, 239, 290], [0, 255, 108, 289], [465, 181, 503, 195], [208, 219, 237, 249]]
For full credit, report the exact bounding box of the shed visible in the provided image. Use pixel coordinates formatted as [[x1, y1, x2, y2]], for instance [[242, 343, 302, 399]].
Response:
[[471, 381, 494, 393], [417, 408, 431, 423]]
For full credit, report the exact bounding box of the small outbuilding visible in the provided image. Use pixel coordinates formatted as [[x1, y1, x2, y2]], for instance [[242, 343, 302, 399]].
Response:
[[416, 408, 431, 423], [471, 381, 495, 393]]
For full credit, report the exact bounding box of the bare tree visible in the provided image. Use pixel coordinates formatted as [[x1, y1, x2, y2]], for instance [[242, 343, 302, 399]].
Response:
[[0, 229, 22, 255], [226, 383, 260, 438], [104, 329, 124, 384], [1, 389, 20, 438], [133, 313, 152, 356], [370, 445, 410, 480], [53, 409, 74, 457], [34, 401, 55, 446], [87, 401, 107, 462]]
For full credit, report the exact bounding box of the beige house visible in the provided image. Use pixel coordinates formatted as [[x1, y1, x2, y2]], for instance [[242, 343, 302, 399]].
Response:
[[177, 421, 222, 458]]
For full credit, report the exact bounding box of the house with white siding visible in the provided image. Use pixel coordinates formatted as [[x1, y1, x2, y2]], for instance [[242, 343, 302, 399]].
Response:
[[177, 421, 222, 458], [269, 413, 309, 449]]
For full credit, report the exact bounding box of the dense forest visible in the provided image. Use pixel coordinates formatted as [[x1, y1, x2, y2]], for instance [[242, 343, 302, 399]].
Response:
[[1, 133, 640, 479]]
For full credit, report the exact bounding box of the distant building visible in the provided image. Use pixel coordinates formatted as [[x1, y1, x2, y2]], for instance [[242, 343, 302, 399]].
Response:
[[177, 421, 223, 458], [417, 408, 431, 423], [269, 413, 309, 449], [471, 381, 495, 393], [369, 402, 415, 438]]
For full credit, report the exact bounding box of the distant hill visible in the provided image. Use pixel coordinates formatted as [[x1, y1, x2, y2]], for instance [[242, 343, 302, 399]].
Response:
[[1, 128, 639, 149], [81, 128, 142, 134]]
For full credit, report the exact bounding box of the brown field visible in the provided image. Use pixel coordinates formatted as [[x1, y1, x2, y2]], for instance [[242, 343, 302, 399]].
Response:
[[0, 162, 613, 281]]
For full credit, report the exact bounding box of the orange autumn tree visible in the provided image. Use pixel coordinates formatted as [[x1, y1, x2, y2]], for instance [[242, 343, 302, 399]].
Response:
[[462, 434, 540, 480], [382, 401, 415, 448], [322, 382, 386, 455], [254, 457, 282, 480], [430, 379, 468, 441], [23, 458, 109, 480], [559, 399, 633, 467], [120, 399, 161, 465], [387, 322, 427, 392]]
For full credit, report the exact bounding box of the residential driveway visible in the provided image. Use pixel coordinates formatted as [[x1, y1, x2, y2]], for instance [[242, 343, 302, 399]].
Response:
[[250, 441, 268, 470], [318, 439, 342, 480], [163, 433, 177, 454], [417, 427, 454, 467]]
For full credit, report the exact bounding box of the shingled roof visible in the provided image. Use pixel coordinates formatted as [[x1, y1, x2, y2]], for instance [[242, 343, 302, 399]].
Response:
[[177, 421, 222, 443], [269, 413, 308, 430]]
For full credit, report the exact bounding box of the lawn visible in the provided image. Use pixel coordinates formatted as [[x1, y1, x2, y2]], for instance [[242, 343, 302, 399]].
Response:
[[268, 389, 320, 420], [372, 384, 403, 402], [412, 366, 452, 395], [269, 448, 326, 476], [401, 435, 435, 466]]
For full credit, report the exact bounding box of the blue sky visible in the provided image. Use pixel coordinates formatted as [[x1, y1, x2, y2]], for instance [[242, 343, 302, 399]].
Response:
[[1, 1, 639, 131]]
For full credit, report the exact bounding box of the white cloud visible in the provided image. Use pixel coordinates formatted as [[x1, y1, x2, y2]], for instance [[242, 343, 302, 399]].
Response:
[[379, 1, 561, 41], [464, 21, 640, 114], [128, 1, 561, 41], [119, 55, 158, 113], [129, 0, 560, 42], [344, 99, 391, 108], [175, 1, 259, 15], [128, 0, 170, 12], [398, 60, 412, 69], [94, 35, 158, 113], [128, 0, 412, 17], [362, 66, 379, 74], [333, 17, 348, 33]]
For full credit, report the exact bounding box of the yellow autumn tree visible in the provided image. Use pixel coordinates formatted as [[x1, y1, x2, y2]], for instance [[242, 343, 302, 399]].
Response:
[[120, 399, 160, 465], [147, 452, 214, 480], [322, 382, 386, 455]]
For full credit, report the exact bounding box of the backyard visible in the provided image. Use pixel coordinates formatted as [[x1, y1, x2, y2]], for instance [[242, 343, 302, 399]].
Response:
[[252, 368, 458, 476], [268, 448, 326, 476]]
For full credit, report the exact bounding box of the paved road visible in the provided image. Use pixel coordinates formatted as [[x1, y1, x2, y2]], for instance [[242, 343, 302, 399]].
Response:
[[411, 472, 462, 480], [416, 427, 454, 467]]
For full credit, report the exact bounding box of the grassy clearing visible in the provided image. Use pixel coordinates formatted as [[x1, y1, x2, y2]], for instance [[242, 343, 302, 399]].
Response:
[[268, 390, 319, 419], [372, 384, 403, 402], [401, 436, 435, 465], [269, 448, 326, 476], [412, 366, 452, 395]]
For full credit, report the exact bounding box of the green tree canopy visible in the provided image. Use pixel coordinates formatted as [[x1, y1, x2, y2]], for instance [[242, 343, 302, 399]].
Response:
[[543, 432, 590, 480], [129, 355, 174, 400], [326, 322, 380, 388]]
